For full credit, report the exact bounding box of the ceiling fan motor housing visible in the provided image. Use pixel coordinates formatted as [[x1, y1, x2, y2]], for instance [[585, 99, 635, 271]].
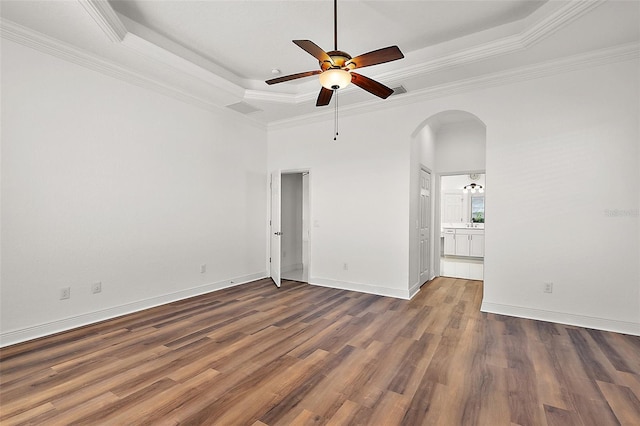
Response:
[[320, 51, 353, 71]]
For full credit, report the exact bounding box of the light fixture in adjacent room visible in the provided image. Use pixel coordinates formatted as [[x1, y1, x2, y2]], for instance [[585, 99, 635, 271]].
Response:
[[463, 183, 484, 193]]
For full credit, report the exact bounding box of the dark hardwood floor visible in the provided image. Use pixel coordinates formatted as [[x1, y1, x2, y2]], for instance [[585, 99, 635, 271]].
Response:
[[1, 277, 639, 425]]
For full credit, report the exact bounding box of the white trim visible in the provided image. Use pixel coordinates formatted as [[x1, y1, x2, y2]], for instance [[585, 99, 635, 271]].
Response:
[[77, 0, 127, 43], [119, 22, 245, 100], [0, 19, 266, 131], [409, 281, 421, 299], [248, 0, 605, 105], [311, 277, 410, 300], [481, 302, 640, 336], [268, 42, 640, 130], [0, 272, 267, 348], [3, 15, 636, 129], [245, 0, 605, 105]]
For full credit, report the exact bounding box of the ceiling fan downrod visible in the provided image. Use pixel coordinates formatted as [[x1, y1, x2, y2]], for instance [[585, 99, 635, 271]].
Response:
[[333, 0, 338, 51]]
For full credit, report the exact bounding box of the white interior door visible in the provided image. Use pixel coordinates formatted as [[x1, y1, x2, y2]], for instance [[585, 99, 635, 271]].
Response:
[[270, 171, 281, 288], [419, 169, 431, 285]]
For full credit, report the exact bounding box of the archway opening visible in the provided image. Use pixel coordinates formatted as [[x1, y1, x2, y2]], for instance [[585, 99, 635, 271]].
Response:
[[409, 110, 487, 291]]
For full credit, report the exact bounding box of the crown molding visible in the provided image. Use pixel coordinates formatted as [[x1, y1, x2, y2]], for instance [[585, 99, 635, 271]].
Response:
[[267, 42, 640, 131], [68, 0, 602, 107], [0, 18, 266, 130], [520, 0, 604, 47], [1, 0, 629, 131], [121, 31, 245, 103], [247, 0, 606, 105], [74, 1, 247, 103], [77, 0, 127, 43]]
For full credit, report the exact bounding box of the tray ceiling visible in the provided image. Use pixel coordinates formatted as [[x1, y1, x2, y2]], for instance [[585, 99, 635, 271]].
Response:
[[1, 1, 638, 127]]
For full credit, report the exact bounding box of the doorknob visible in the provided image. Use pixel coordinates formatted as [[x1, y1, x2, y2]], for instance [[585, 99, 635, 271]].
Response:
[[274, 232, 282, 236]]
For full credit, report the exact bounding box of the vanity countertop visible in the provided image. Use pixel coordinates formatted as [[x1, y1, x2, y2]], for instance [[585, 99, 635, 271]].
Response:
[[442, 223, 484, 230]]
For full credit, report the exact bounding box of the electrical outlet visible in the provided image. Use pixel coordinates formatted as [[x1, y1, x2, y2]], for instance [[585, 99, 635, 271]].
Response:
[[200, 264, 207, 274], [60, 287, 71, 300], [92, 282, 102, 294], [543, 282, 553, 293]]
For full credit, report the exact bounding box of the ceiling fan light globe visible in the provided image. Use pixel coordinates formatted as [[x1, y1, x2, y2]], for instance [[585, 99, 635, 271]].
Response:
[[319, 69, 351, 90]]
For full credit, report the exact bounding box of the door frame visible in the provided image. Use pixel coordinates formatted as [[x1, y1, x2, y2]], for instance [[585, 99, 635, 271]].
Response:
[[270, 170, 282, 287], [418, 166, 433, 287], [434, 170, 486, 278], [270, 168, 312, 284]]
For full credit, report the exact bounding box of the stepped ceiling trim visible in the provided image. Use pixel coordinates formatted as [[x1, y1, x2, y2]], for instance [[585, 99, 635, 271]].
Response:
[[77, 0, 605, 106], [2, 0, 633, 128], [0, 18, 266, 130], [78, 0, 127, 43], [248, 0, 605, 103], [267, 42, 640, 131]]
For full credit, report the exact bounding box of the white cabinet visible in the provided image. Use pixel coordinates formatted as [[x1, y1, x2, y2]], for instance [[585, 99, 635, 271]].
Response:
[[443, 229, 456, 255], [469, 233, 485, 257], [455, 234, 470, 256], [442, 228, 484, 258]]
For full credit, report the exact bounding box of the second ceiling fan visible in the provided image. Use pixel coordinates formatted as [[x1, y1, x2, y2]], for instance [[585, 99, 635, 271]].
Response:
[[265, 0, 404, 107]]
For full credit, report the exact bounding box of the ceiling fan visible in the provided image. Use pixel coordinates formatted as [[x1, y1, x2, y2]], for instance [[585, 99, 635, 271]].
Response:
[[265, 0, 404, 107]]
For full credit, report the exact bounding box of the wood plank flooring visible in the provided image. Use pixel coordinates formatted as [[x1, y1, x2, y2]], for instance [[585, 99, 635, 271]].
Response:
[[1, 277, 639, 425]]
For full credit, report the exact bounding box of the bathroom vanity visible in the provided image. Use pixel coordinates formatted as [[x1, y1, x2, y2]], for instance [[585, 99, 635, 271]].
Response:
[[443, 224, 484, 258]]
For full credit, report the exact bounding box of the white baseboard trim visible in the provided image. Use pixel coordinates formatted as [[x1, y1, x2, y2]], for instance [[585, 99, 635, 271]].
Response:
[[409, 281, 422, 299], [481, 301, 640, 336], [0, 271, 268, 347], [310, 277, 411, 300]]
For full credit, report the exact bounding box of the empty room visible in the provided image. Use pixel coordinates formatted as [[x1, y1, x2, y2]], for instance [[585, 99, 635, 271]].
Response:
[[1, 0, 639, 424]]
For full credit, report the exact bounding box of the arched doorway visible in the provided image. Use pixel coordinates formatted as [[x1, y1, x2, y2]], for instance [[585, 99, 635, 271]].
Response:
[[410, 110, 487, 290]]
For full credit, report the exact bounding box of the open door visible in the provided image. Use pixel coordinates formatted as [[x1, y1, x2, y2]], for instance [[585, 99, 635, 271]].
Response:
[[270, 171, 282, 287]]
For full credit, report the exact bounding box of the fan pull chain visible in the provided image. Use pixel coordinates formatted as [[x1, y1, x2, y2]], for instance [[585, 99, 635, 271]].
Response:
[[334, 90, 339, 141]]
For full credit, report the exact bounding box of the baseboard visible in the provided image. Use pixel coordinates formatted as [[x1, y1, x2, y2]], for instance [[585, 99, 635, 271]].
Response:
[[0, 271, 268, 347], [480, 301, 640, 336], [409, 274, 437, 299], [310, 277, 411, 300], [409, 281, 422, 299]]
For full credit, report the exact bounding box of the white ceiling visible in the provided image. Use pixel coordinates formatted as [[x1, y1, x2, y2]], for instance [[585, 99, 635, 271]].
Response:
[[1, 1, 639, 126]]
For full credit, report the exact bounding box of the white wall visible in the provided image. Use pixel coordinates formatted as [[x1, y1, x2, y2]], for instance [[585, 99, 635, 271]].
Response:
[[434, 121, 486, 174], [268, 107, 412, 298], [281, 173, 303, 273], [1, 40, 268, 345], [269, 58, 640, 335], [480, 61, 639, 334], [408, 121, 436, 292]]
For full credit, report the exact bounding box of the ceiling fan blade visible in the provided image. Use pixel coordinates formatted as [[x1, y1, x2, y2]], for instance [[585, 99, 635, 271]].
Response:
[[350, 73, 394, 99], [293, 40, 333, 65], [316, 87, 334, 106], [266, 70, 322, 85], [346, 46, 404, 69]]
